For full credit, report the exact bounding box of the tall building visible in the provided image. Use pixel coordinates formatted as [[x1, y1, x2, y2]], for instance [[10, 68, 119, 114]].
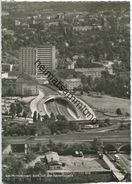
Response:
[[19, 47, 37, 75], [36, 44, 57, 75], [19, 45, 57, 76]]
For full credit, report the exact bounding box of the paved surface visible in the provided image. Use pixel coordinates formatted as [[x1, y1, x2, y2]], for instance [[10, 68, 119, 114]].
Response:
[[32, 85, 96, 121], [30, 89, 45, 117], [5, 130, 130, 145], [34, 86, 77, 120], [103, 154, 124, 181], [118, 154, 131, 174]]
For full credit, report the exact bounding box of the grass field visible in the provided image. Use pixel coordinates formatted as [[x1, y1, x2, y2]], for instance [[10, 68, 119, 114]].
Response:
[[80, 95, 130, 115]]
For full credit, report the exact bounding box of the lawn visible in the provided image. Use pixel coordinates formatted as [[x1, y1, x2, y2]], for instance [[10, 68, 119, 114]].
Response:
[[80, 95, 130, 115]]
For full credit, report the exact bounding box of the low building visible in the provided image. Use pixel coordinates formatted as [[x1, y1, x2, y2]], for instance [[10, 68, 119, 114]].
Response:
[[45, 151, 62, 170], [2, 77, 17, 94], [2, 72, 8, 79], [75, 67, 105, 79], [45, 151, 60, 164], [66, 57, 77, 69], [62, 78, 82, 91], [73, 26, 92, 31], [36, 76, 49, 84], [16, 73, 38, 96], [102, 61, 114, 75], [2, 63, 13, 72]]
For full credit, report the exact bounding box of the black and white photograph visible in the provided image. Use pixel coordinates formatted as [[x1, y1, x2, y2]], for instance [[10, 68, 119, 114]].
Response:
[[1, 0, 131, 183]]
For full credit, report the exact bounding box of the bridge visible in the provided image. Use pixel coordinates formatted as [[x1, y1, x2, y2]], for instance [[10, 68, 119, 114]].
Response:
[[103, 143, 130, 153]]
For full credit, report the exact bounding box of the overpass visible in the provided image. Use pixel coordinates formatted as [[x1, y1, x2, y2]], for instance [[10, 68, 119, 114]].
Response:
[[103, 143, 130, 153]]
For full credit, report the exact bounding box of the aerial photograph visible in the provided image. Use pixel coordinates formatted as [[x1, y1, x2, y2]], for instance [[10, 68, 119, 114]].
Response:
[[1, 0, 131, 183]]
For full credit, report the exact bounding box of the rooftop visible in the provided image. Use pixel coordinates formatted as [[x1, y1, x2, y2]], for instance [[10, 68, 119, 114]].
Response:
[[17, 73, 38, 85], [75, 67, 105, 71], [45, 151, 60, 163]]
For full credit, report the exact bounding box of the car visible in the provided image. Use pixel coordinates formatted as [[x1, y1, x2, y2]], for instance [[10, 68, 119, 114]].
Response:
[[114, 154, 120, 161]]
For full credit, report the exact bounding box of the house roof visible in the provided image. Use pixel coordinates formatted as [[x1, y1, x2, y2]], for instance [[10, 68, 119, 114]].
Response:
[[16, 73, 38, 85], [45, 152, 60, 163]]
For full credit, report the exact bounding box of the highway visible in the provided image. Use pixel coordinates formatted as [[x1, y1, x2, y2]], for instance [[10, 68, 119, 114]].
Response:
[[5, 130, 130, 145], [46, 101, 59, 116], [56, 101, 76, 120], [30, 89, 44, 117], [31, 85, 97, 121], [36, 86, 76, 120]]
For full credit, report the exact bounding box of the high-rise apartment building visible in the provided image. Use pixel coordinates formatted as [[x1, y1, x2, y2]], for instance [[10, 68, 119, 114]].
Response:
[[36, 44, 57, 75], [19, 47, 37, 75], [19, 45, 57, 76]]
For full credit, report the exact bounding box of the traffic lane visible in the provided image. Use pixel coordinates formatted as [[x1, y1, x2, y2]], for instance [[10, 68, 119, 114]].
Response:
[[5, 133, 130, 145], [4, 130, 130, 141], [39, 85, 58, 96]]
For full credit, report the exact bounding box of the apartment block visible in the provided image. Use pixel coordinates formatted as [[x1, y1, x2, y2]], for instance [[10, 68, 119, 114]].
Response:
[[19, 45, 57, 76], [36, 45, 57, 75], [19, 47, 37, 75]]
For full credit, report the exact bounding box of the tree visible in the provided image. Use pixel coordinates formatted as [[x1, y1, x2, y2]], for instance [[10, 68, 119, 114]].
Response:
[[47, 139, 56, 151], [125, 112, 130, 117], [104, 144, 116, 152], [40, 127, 51, 136], [16, 103, 23, 116], [41, 145, 49, 153], [10, 103, 16, 119], [38, 113, 41, 121], [26, 166, 34, 175], [4, 157, 24, 175], [7, 86, 15, 96], [50, 112, 56, 120], [23, 110, 28, 119], [34, 162, 47, 174], [69, 121, 79, 131], [92, 137, 103, 152], [33, 111, 37, 122], [116, 108, 122, 115], [104, 118, 110, 124], [56, 114, 67, 121], [24, 152, 36, 163], [42, 114, 50, 122]]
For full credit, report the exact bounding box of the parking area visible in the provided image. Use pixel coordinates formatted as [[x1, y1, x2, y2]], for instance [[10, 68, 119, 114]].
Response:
[[59, 155, 109, 172]]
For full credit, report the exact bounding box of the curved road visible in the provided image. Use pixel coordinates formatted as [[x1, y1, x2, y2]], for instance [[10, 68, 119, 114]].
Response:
[[30, 85, 96, 121]]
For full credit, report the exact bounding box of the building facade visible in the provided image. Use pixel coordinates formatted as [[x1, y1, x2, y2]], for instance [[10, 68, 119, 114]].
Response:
[[19, 47, 37, 75], [2, 63, 13, 72], [62, 78, 82, 91], [16, 73, 38, 96], [19, 45, 57, 76], [36, 45, 57, 75], [75, 67, 105, 79]]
